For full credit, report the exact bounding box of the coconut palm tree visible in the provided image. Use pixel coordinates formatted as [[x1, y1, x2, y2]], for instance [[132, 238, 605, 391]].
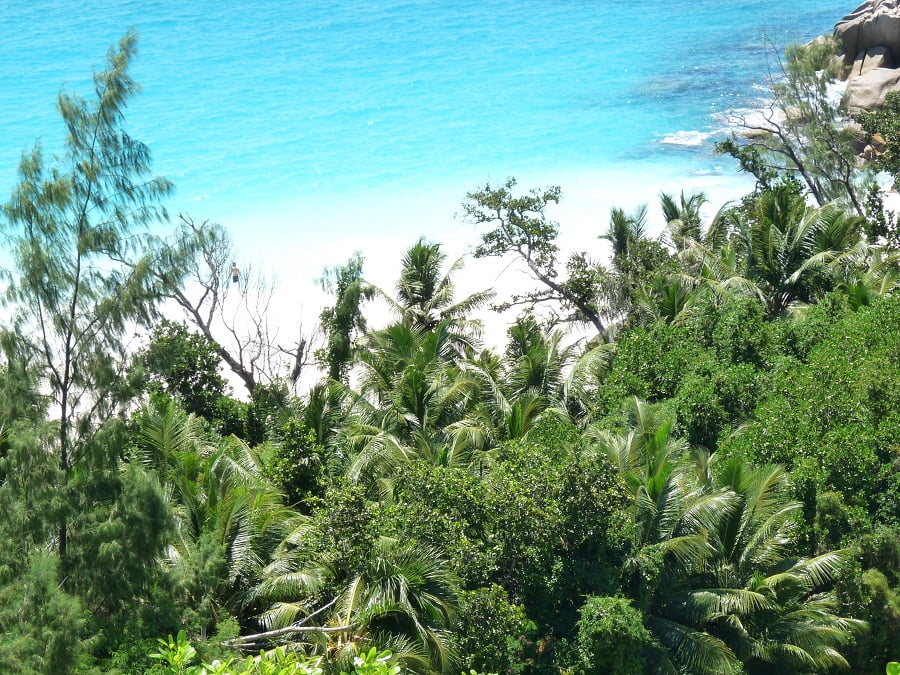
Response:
[[502, 315, 574, 397], [377, 238, 494, 340], [354, 321, 473, 428], [135, 399, 295, 630], [689, 241, 762, 305], [249, 524, 460, 674], [833, 242, 900, 310], [681, 187, 865, 317], [590, 402, 864, 673], [669, 454, 866, 673], [740, 186, 864, 316], [633, 272, 704, 326], [341, 320, 484, 487], [449, 318, 575, 454], [602, 204, 648, 260], [562, 341, 616, 422], [589, 399, 739, 673], [590, 399, 731, 567], [661, 190, 708, 250]]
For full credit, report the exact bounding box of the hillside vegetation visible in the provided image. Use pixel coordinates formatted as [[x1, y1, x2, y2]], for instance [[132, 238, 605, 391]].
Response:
[[0, 32, 898, 675]]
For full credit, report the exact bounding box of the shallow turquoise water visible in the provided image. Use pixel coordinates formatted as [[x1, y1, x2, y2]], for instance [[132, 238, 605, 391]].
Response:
[[0, 0, 851, 243]]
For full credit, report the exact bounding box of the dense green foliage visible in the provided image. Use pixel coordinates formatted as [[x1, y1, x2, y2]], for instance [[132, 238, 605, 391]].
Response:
[[139, 320, 230, 421], [576, 597, 650, 673], [0, 32, 898, 675]]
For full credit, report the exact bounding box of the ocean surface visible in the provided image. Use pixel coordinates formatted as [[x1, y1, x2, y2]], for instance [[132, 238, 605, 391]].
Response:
[[0, 0, 853, 283]]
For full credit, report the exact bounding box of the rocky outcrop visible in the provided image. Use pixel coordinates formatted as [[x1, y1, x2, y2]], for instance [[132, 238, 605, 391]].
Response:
[[862, 134, 888, 158], [848, 45, 893, 77], [835, 0, 900, 110], [836, 0, 900, 63], [846, 66, 900, 112]]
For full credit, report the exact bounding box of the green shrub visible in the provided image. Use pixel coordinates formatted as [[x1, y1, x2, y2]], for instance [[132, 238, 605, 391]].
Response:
[[575, 596, 651, 674], [454, 585, 535, 674]]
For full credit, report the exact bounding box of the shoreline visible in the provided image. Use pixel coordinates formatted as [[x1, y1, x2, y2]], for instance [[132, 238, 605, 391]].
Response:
[[202, 158, 757, 392], [222, 155, 756, 281]]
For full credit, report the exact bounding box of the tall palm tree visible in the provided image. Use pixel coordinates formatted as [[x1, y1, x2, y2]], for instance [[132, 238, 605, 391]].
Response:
[[451, 318, 574, 454], [562, 341, 617, 425], [661, 190, 708, 250], [602, 204, 648, 260], [741, 186, 863, 316], [683, 187, 865, 317], [503, 316, 574, 396], [589, 398, 730, 566], [633, 272, 704, 326], [341, 320, 483, 486], [690, 241, 762, 304], [671, 454, 866, 673], [378, 238, 494, 337], [833, 242, 900, 310], [589, 399, 739, 673]]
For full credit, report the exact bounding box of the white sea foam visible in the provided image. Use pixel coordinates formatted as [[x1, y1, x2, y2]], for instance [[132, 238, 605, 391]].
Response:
[[716, 74, 848, 140], [658, 130, 714, 147], [825, 78, 848, 107], [715, 105, 783, 134]]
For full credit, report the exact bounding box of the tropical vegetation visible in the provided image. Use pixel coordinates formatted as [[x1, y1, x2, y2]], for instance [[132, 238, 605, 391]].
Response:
[[0, 30, 897, 675]]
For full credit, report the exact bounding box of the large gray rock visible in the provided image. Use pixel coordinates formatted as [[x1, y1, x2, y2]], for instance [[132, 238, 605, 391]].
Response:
[[835, 0, 900, 62], [846, 66, 900, 111], [866, 44, 894, 69], [849, 45, 894, 77]]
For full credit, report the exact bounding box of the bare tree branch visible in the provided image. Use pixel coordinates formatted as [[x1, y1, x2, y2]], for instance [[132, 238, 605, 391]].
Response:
[[152, 216, 319, 395]]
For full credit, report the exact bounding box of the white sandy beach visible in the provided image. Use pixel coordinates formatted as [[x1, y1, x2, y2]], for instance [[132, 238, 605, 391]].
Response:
[[197, 162, 756, 393]]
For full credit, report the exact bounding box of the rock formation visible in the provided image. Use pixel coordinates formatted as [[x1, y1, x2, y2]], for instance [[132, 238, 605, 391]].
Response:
[[848, 45, 893, 78], [847, 64, 900, 112], [836, 0, 900, 63], [835, 0, 900, 111]]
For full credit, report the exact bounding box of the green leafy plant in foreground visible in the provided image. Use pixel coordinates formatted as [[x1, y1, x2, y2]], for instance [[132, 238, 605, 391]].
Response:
[[340, 647, 400, 675], [149, 630, 323, 674], [149, 635, 502, 675], [149, 631, 197, 673]]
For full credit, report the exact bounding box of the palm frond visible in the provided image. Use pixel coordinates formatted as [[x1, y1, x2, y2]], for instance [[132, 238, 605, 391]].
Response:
[[649, 617, 739, 675]]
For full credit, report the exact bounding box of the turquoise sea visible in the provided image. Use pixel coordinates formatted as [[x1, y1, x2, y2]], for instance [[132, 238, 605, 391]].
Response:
[[0, 0, 852, 277]]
